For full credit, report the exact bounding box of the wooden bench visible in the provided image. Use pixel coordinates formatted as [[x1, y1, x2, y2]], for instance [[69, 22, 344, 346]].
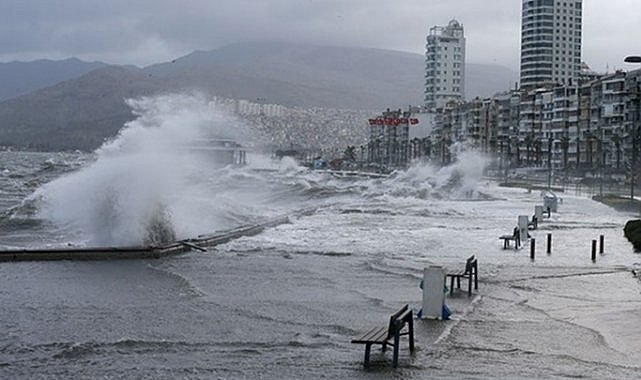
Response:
[[499, 228, 521, 249], [446, 255, 478, 297], [351, 304, 415, 368], [499, 235, 519, 249]]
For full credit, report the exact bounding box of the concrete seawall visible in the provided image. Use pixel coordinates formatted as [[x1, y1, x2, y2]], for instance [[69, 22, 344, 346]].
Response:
[[0, 208, 317, 262]]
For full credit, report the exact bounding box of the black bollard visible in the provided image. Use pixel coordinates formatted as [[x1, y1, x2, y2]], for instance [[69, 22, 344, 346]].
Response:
[[599, 235, 604, 254], [530, 238, 536, 261], [547, 233, 552, 254], [591, 240, 597, 262]]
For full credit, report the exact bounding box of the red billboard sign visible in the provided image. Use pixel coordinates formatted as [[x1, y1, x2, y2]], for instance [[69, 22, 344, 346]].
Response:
[[368, 118, 419, 126]]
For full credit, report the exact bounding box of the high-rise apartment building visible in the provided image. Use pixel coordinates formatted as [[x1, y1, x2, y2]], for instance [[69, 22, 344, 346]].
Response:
[[425, 19, 466, 110], [520, 0, 583, 89]]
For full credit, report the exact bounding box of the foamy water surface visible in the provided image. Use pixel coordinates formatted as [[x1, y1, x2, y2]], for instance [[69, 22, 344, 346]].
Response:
[[1, 94, 640, 378]]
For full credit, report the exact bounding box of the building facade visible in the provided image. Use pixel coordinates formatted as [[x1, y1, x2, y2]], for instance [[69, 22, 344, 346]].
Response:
[[431, 68, 641, 177], [520, 0, 583, 89], [367, 109, 412, 168], [425, 19, 466, 110]]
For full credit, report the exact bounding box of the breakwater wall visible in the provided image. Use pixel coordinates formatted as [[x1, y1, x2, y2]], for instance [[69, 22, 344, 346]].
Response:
[[0, 207, 318, 262]]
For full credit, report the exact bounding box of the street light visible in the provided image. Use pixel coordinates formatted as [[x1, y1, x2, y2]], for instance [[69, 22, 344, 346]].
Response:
[[625, 55, 641, 207], [547, 136, 553, 190]]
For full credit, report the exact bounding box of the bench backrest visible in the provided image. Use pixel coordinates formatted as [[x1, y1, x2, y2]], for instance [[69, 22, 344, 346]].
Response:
[[386, 304, 412, 339], [465, 255, 477, 275]]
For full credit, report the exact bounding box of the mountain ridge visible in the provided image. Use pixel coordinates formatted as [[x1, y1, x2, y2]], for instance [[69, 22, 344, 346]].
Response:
[[0, 42, 518, 151], [0, 58, 107, 102]]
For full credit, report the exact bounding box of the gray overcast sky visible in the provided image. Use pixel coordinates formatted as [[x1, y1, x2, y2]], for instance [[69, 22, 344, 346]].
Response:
[[0, 0, 639, 73]]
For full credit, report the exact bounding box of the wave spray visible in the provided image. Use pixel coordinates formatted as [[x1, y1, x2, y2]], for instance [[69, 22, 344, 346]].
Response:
[[33, 93, 258, 246]]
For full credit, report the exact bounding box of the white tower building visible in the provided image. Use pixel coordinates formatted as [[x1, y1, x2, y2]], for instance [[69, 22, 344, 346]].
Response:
[[424, 19, 466, 110], [520, 0, 583, 89]]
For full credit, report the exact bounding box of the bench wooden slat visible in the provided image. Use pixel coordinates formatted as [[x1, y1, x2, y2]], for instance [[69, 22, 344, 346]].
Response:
[[351, 326, 388, 343], [397, 309, 412, 323], [390, 304, 408, 319]]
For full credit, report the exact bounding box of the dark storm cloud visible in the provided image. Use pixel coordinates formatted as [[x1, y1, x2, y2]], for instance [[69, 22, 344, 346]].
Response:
[[0, 1, 159, 61], [0, 0, 638, 72]]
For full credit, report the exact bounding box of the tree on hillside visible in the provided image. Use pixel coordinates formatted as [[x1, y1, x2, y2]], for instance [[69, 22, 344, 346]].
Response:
[[560, 134, 570, 171], [524, 133, 533, 165], [611, 134, 622, 171], [343, 145, 356, 162]]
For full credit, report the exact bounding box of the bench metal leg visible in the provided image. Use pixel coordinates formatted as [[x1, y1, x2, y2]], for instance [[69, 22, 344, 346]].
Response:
[[381, 342, 386, 352], [474, 270, 478, 290], [392, 333, 400, 368], [468, 276, 472, 296], [364, 343, 371, 368], [450, 276, 455, 296], [408, 318, 415, 352]]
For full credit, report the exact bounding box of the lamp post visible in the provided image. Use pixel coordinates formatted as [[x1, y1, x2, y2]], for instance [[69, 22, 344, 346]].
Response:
[[547, 136, 553, 190], [632, 131, 638, 201], [594, 134, 603, 198], [586, 131, 603, 197], [625, 56, 641, 207]]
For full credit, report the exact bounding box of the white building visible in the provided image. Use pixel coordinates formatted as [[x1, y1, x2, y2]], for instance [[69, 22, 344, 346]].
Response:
[[520, 0, 583, 89], [424, 19, 466, 110]]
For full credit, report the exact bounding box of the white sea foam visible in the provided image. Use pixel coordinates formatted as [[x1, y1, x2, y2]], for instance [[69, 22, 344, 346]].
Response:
[[363, 149, 489, 200], [29, 94, 491, 247], [32, 93, 265, 246]]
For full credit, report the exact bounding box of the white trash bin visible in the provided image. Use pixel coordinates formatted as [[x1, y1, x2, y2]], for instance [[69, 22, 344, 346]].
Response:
[[422, 266, 445, 319], [535, 205, 543, 221], [543, 195, 558, 213], [518, 215, 529, 242]]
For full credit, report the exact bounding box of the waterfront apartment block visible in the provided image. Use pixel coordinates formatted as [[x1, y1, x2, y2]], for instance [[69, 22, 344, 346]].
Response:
[[425, 19, 466, 110], [520, 0, 583, 89], [431, 68, 641, 176], [367, 108, 412, 168]]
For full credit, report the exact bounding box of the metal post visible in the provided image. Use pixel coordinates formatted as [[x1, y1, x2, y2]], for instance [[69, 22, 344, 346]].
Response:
[[591, 240, 597, 262], [600, 235, 605, 254], [547, 233, 552, 254], [530, 238, 536, 261]]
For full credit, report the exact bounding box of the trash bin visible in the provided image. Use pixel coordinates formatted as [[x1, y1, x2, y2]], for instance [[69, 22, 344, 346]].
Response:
[[518, 215, 529, 241], [543, 195, 558, 213], [421, 266, 446, 319], [534, 205, 543, 221]]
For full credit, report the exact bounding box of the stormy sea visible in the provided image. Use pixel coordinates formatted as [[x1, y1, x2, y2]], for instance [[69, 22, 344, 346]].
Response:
[[1, 95, 640, 379]]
